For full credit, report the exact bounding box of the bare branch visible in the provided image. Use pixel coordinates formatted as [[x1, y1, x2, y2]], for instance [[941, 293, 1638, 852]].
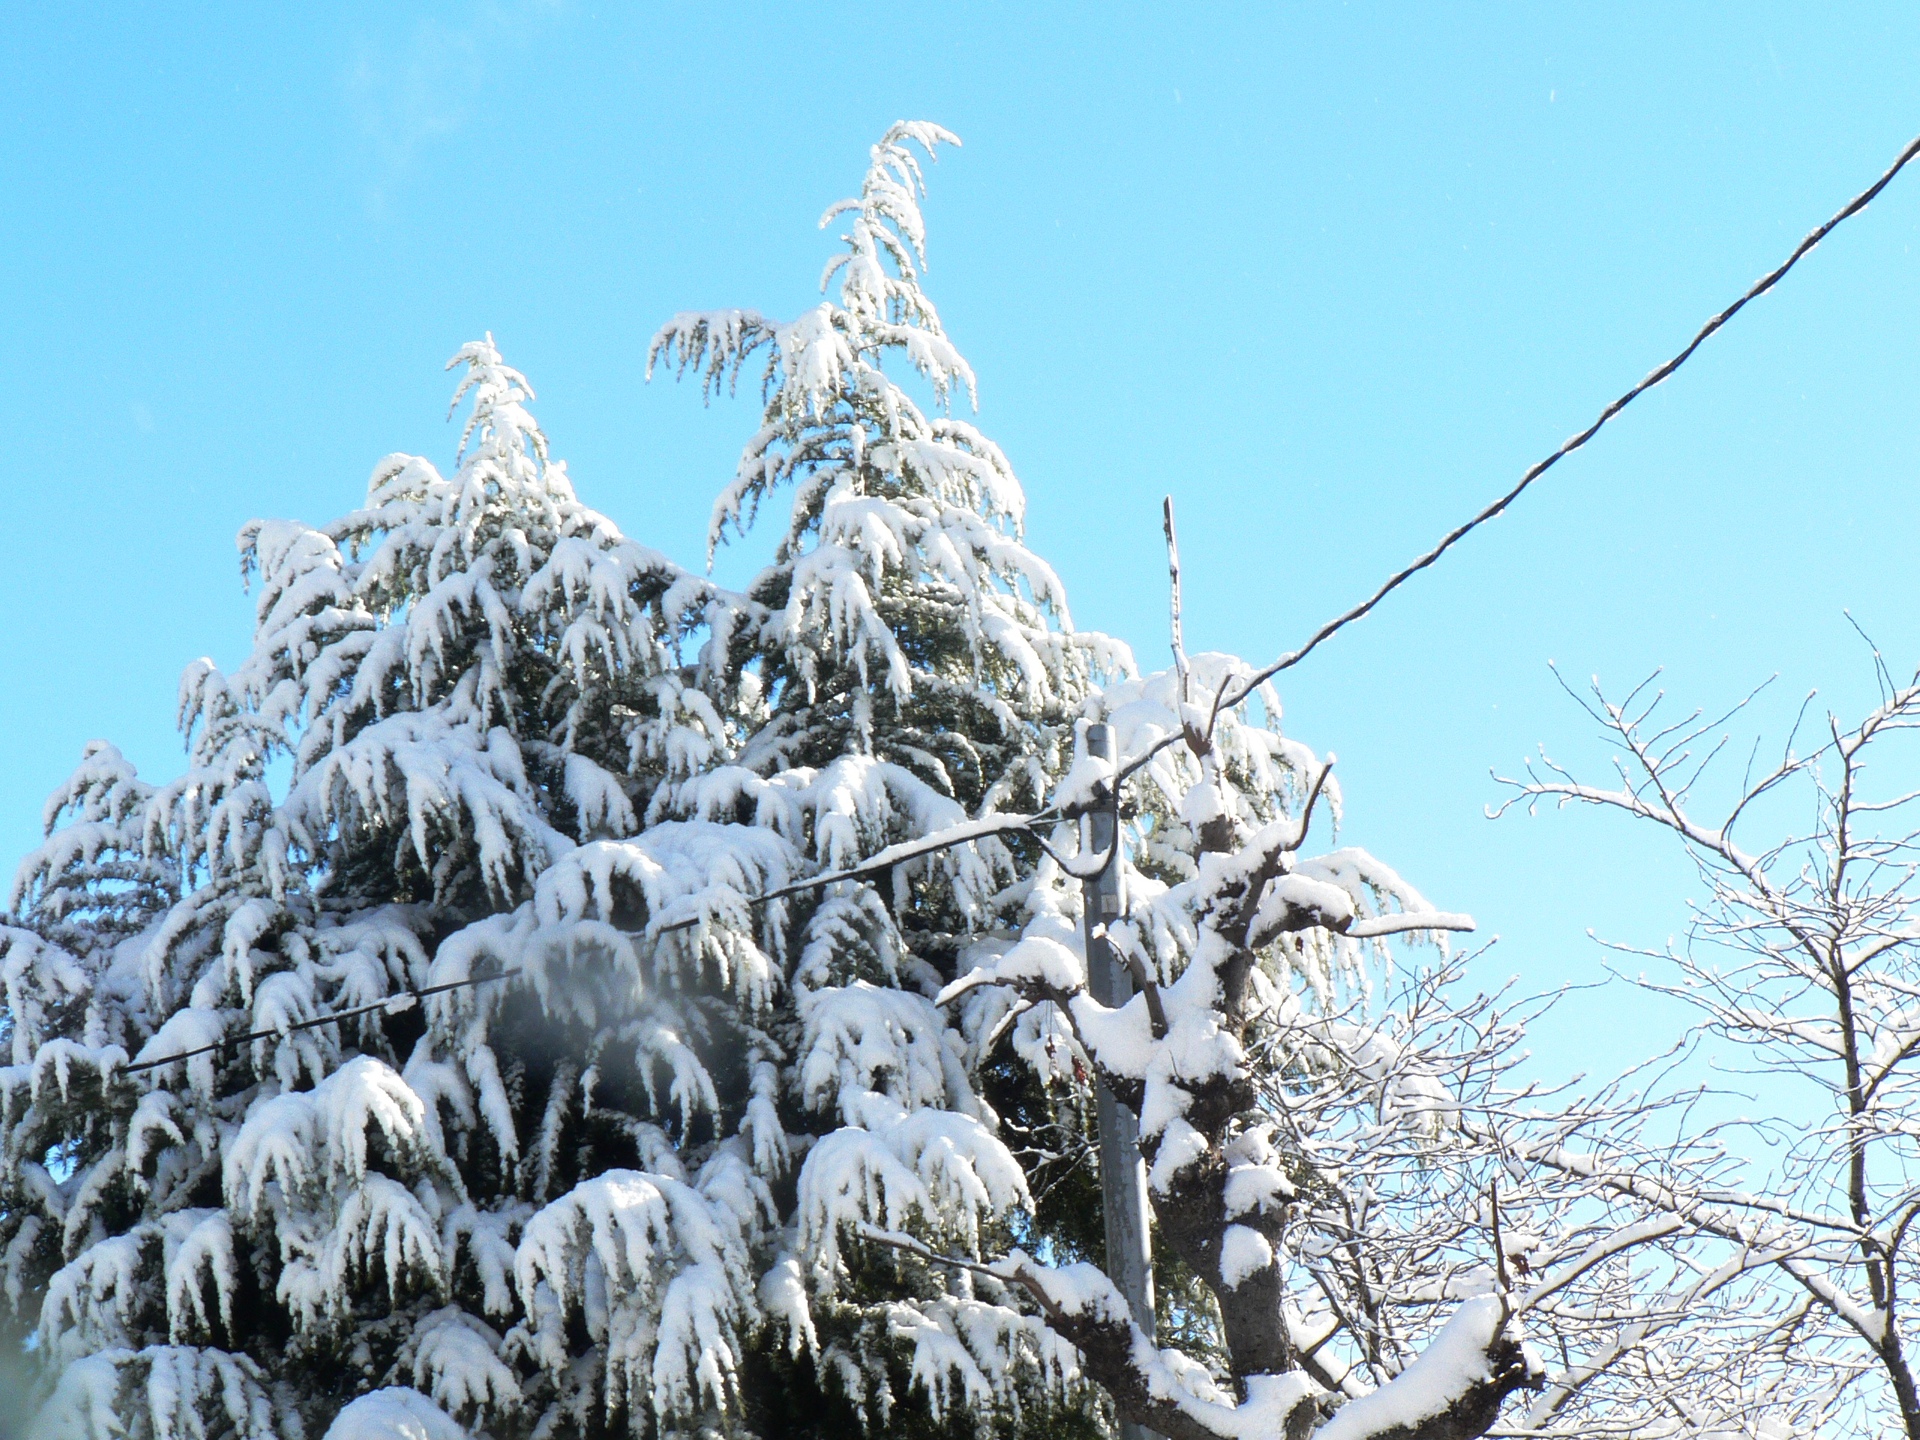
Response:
[[1165, 494, 1192, 706]]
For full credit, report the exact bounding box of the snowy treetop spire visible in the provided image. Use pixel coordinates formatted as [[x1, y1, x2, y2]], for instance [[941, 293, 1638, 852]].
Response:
[[651, 120, 1123, 839], [816, 120, 973, 408]]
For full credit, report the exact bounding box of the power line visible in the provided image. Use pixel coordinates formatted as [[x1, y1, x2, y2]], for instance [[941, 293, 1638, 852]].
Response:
[[1217, 129, 1920, 716], [120, 971, 516, 1076]]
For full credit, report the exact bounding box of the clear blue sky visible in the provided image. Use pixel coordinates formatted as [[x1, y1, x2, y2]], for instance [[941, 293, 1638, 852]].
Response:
[[6, 4, 1920, 1076]]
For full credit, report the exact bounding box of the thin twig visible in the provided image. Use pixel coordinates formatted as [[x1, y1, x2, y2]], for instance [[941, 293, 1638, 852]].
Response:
[[857, 1225, 1071, 1327], [1491, 1179, 1513, 1295]]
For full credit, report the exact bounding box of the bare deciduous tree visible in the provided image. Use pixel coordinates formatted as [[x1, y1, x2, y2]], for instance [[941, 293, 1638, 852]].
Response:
[[1498, 649, 1920, 1436]]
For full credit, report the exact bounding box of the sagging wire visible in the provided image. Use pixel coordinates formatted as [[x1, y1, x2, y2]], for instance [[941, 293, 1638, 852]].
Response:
[[120, 970, 517, 1076]]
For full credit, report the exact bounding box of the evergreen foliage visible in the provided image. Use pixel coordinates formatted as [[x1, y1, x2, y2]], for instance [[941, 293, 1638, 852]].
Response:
[[1, 121, 1122, 1440]]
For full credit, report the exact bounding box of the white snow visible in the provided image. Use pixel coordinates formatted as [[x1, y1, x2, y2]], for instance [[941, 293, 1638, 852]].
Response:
[[322, 1388, 468, 1440], [1218, 1225, 1275, 1288], [1316, 1296, 1509, 1440]]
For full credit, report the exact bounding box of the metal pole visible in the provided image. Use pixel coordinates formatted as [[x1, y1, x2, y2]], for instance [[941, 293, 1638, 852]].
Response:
[[1081, 722, 1157, 1440]]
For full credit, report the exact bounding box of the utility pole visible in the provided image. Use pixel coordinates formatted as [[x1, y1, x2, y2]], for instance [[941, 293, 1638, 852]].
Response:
[[1081, 721, 1158, 1440]]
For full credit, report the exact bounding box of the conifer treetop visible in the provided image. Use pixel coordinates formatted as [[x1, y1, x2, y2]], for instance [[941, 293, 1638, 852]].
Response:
[[650, 121, 1114, 754]]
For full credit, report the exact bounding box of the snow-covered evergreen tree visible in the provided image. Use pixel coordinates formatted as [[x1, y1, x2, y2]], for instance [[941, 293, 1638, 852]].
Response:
[[650, 121, 1124, 836], [3, 121, 1777, 1440], [1, 122, 1117, 1440], [642, 119, 1148, 1437], [1, 337, 756, 1440]]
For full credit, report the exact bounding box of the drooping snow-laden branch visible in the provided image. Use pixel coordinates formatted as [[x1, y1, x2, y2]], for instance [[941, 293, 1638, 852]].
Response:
[[119, 810, 1098, 1076], [112, 803, 1136, 1079]]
